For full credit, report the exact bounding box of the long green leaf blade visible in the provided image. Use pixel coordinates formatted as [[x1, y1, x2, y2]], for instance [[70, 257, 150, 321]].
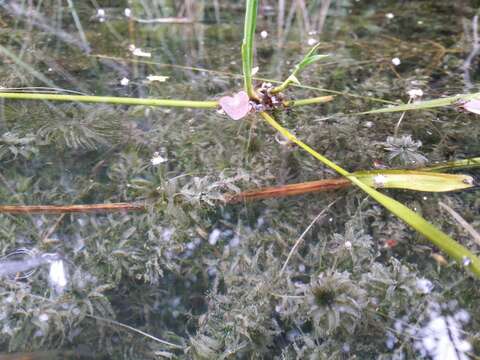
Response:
[[354, 170, 474, 192], [359, 92, 480, 114]]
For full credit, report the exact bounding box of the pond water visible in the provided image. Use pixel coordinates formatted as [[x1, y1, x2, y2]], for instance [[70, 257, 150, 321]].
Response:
[[0, 1, 479, 359]]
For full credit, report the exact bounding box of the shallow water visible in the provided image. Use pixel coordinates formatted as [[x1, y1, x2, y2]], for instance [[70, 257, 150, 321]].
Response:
[[0, 1, 479, 359]]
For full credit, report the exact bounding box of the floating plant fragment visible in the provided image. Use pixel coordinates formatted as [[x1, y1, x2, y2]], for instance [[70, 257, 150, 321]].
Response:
[[460, 99, 480, 115], [383, 135, 428, 165], [219, 91, 251, 120]]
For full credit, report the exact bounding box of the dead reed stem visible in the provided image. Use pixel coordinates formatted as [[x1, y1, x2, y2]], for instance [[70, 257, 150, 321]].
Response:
[[0, 178, 351, 215]]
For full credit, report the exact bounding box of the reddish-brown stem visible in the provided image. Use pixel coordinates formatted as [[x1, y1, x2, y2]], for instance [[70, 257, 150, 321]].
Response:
[[0, 178, 351, 215], [225, 178, 350, 203]]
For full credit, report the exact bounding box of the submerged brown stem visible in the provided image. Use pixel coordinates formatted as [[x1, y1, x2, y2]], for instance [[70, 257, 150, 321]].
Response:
[[0, 203, 146, 214], [0, 178, 352, 215], [225, 178, 350, 203]]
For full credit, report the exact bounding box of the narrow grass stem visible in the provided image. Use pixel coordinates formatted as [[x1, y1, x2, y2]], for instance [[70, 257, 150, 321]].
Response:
[[285, 95, 334, 107], [271, 74, 296, 94], [260, 111, 480, 278], [0, 92, 218, 109], [86, 315, 184, 349]]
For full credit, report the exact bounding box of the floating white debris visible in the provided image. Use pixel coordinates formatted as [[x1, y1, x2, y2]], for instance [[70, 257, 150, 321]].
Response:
[[132, 48, 151, 58], [146, 75, 169, 83], [416, 278, 434, 294], [150, 152, 167, 165], [128, 45, 151, 58], [391, 57, 401, 66], [49, 259, 67, 294], [385, 13, 394, 19], [208, 229, 221, 245], [96, 9, 106, 22], [462, 256, 472, 267], [408, 88, 424, 100], [307, 38, 317, 46], [120, 77, 129, 86], [260, 30, 268, 39]]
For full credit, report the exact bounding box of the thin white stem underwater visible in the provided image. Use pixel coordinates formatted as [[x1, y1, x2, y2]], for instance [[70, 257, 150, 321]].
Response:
[[86, 315, 184, 349], [280, 200, 338, 276]]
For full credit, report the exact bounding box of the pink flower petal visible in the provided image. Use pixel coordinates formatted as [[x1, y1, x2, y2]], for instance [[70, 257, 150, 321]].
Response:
[[462, 99, 480, 115], [219, 91, 251, 120]]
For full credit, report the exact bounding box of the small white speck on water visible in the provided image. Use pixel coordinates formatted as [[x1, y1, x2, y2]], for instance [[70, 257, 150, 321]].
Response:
[[392, 57, 401, 66], [416, 278, 434, 294], [462, 256, 471, 267], [307, 38, 317, 46], [208, 229, 221, 245], [407, 89, 423, 99], [385, 13, 394, 19], [229, 236, 240, 247], [260, 30, 268, 39], [132, 48, 151, 58], [120, 77, 129, 86], [150, 152, 167, 165], [96, 9, 106, 22], [423, 196, 428, 201], [38, 313, 49, 322]]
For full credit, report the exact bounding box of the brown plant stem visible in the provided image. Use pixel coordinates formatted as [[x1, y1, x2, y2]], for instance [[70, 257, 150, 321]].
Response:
[[224, 178, 350, 203], [0, 178, 352, 215], [0, 203, 146, 214]]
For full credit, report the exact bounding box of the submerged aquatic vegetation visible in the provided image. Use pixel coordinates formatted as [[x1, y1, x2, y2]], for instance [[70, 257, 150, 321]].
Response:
[[304, 271, 368, 336], [383, 135, 428, 166]]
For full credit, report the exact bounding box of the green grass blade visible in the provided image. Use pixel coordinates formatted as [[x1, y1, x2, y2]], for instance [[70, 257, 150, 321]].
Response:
[[271, 43, 328, 94], [353, 170, 474, 192], [242, 0, 259, 100], [359, 92, 480, 114], [260, 111, 480, 278], [421, 157, 480, 172]]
